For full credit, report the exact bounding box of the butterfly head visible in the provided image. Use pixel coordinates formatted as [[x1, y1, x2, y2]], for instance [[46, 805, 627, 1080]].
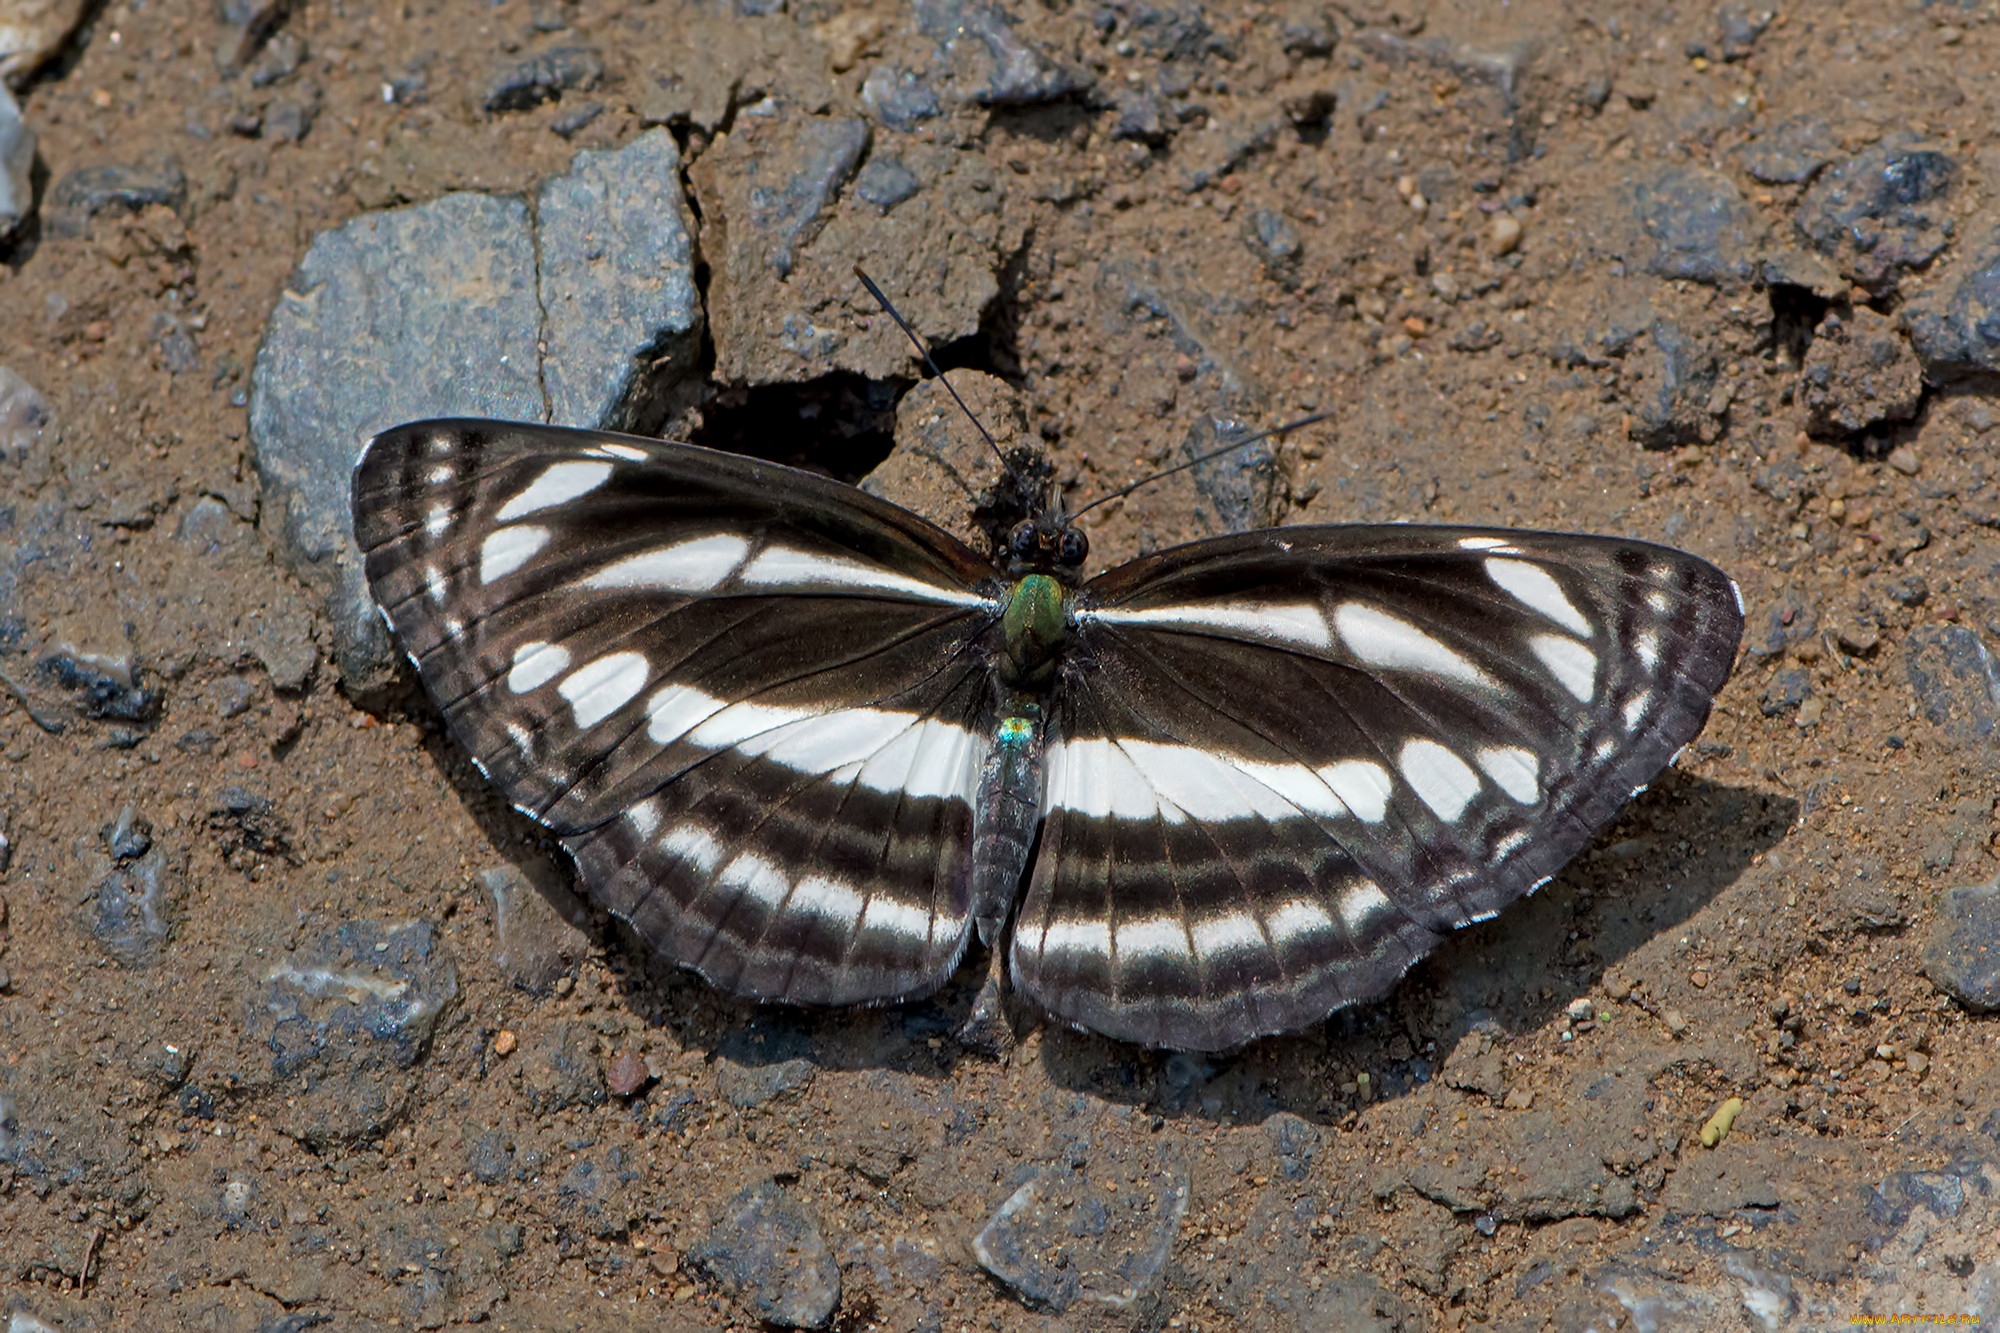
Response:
[[1004, 515, 1088, 579]]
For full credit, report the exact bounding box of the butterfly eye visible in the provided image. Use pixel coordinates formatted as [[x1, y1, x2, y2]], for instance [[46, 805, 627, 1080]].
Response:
[[1057, 529, 1089, 566], [1009, 521, 1039, 559]]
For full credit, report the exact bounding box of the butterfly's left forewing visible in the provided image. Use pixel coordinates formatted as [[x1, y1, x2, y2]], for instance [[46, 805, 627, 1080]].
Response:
[[1012, 525, 1743, 1051], [353, 420, 1006, 1006]]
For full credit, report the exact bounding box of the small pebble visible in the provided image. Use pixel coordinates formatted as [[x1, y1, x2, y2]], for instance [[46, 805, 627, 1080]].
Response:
[[1565, 997, 1594, 1022], [493, 1029, 518, 1057], [607, 1049, 651, 1097], [1887, 445, 1921, 476], [1502, 1086, 1535, 1110], [0, 966, 12, 994], [1690, 969, 1710, 988], [1663, 1009, 1690, 1037], [1700, 1096, 1744, 1147], [1488, 213, 1523, 255]]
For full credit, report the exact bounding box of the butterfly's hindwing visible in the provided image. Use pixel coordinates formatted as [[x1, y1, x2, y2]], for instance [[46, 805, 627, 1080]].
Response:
[[1009, 526, 1741, 1049], [354, 420, 1006, 1006]]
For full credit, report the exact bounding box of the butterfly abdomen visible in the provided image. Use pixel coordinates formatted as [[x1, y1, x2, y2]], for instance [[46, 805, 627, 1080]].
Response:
[[970, 699, 1047, 946]]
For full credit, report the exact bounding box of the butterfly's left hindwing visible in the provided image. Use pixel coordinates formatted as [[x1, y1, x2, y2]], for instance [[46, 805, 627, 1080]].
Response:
[[353, 420, 1005, 1006], [1011, 526, 1742, 1051]]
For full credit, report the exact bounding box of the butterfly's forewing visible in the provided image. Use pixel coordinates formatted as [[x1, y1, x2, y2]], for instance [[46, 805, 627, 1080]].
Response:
[[353, 420, 1005, 1006], [1011, 526, 1742, 1050]]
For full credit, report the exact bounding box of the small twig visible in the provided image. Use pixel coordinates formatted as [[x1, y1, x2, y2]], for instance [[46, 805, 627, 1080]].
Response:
[[80, 1226, 105, 1288]]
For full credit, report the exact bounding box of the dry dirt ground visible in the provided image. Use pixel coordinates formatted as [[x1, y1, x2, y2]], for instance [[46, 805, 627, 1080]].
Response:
[[4, 0, 2000, 1329]]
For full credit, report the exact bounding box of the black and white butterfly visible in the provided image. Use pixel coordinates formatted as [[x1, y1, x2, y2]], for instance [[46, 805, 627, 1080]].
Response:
[[352, 417, 1742, 1052]]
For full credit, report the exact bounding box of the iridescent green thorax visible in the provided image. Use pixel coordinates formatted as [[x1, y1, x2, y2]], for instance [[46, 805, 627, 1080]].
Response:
[[1000, 573, 1069, 688]]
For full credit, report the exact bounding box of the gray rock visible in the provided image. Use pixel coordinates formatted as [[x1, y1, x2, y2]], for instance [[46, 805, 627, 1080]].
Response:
[[0, 85, 33, 240], [241, 918, 458, 1145], [549, 100, 602, 138], [245, 29, 306, 86], [715, 1025, 817, 1108], [207, 785, 295, 866], [101, 806, 152, 860], [860, 65, 941, 131], [86, 840, 177, 966], [1176, 109, 1283, 193], [0, 365, 53, 468], [1625, 165, 1762, 287], [1923, 875, 2000, 1010], [691, 1181, 840, 1329], [479, 864, 589, 994], [1799, 308, 1924, 437], [36, 648, 159, 725], [1629, 320, 1722, 449], [1797, 137, 1956, 296], [1761, 667, 1812, 718], [263, 90, 318, 144], [1738, 114, 1835, 184], [1904, 626, 2000, 742], [518, 1021, 605, 1113], [914, 0, 1088, 106], [853, 155, 920, 211], [1905, 221, 2000, 378], [972, 1156, 1190, 1313], [536, 130, 702, 433], [1111, 91, 1168, 146], [1243, 205, 1302, 278], [1181, 414, 1286, 535], [45, 159, 186, 236], [483, 44, 604, 113], [467, 1130, 512, 1184], [249, 192, 544, 696]]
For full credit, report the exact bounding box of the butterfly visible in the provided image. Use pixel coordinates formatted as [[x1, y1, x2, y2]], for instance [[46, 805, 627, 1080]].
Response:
[[351, 417, 1742, 1052]]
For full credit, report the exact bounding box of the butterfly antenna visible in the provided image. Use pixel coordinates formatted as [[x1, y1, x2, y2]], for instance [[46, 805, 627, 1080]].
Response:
[[852, 266, 1022, 484], [1070, 410, 1335, 519]]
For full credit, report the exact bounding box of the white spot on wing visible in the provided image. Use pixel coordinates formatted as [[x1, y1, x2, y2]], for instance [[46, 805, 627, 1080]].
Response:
[[739, 546, 984, 607], [558, 651, 650, 728], [1475, 746, 1540, 804], [1530, 633, 1597, 702], [1083, 602, 1331, 651], [593, 442, 650, 462], [496, 461, 614, 520], [1116, 915, 1191, 962], [583, 534, 750, 592], [789, 875, 864, 928], [1267, 899, 1332, 945], [645, 685, 729, 745], [1038, 918, 1111, 958], [425, 464, 453, 486], [1337, 881, 1394, 932], [1485, 558, 1592, 638], [1646, 589, 1673, 614], [626, 800, 661, 838], [1623, 690, 1652, 732], [1398, 739, 1483, 821], [662, 823, 722, 874], [1334, 603, 1494, 688], [1635, 628, 1662, 669], [425, 502, 452, 539], [508, 641, 571, 694], [480, 524, 549, 584], [861, 895, 932, 943], [1319, 760, 1393, 823], [1456, 536, 1518, 552], [1191, 911, 1266, 959], [718, 852, 787, 910]]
